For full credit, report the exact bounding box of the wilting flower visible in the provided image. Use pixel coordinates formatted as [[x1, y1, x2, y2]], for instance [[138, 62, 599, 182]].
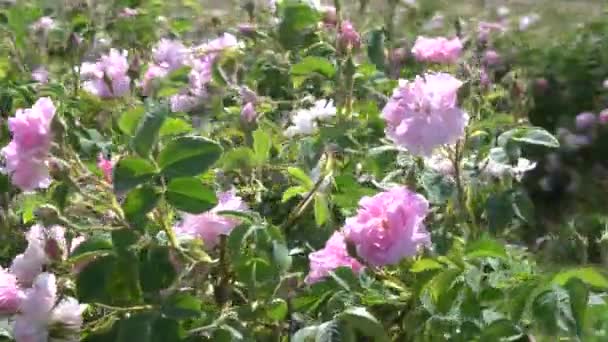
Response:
[[1, 98, 55, 191], [31, 67, 49, 84], [411, 36, 462, 64], [241, 102, 257, 123], [338, 21, 361, 50], [174, 189, 248, 249], [0, 267, 22, 314], [343, 187, 430, 266], [305, 232, 363, 284], [239, 86, 258, 104], [81, 49, 131, 98], [285, 99, 337, 137], [382, 73, 468, 156], [97, 154, 114, 183]]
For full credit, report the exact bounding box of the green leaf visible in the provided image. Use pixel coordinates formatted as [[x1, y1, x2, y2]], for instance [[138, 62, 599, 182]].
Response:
[[485, 192, 514, 234], [70, 235, 113, 259], [76, 254, 142, 305], [132, 101, 169, 157], [116, 312, 155, 342], [278, 2, 320, 50], [552, 267, 608, 289], [565, 278, 588, 337], [113, 157, 158, 193], [411, 259, 444, 273], [282, 186, 307, 202], [272, 241, 292, 273], [314, 194, 329, 226], [123, 185, 161, 225], [338, 307, 389, 342], [112, 229, 141, 250], [252, 129, 272, 164], [118, 106, 145, 136], [465, 237, 508, 260], [500, 127, 560, 148], [166, 177, 217, 213], [291, 56, 335, 78], [158, 136, 222, 178], [159, 117, 193, 137], [139, 246, 177, 293], [479, 319, 523, 341], [161, 292, 202, 319], [287, 167, 313, 188], [367, 30, 386, 70], [266, 298, 288, 321], [220, 147, 255, 171]]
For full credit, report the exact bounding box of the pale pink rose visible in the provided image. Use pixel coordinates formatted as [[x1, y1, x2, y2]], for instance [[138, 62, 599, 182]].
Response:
[[321, 6, 337, 26], [241, 102, 257, 123], [97, 153, 114, 183], [0, 267, 22, 314], [81, 49, 131, 98], [174, 189, 248, 249], [31, 67, 49, 84], [482, 49, 501, 67], [13, 273, 85, 342], [411, 36, 462, 64], [152, 39, 187, 71], [477, 21, 506, 42], [382, 73, 468, 156], [343, 187, 430, 266], [10, 225, 66, 286], [338, 20, 361, 50], [49, 297, 87, 335], [305, 232, 363, 284], [575, 112, 597, 131], [31, 17, 55, 32], [119, 7, 139, 18]]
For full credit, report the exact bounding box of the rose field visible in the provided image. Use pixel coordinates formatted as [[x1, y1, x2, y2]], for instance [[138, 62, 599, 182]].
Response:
[[2, 0, 608, 341]]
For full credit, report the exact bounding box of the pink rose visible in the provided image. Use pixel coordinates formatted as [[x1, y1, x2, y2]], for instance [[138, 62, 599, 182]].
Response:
[[305, 232, 363, 284], [81, 49, 131, 98], [97, 153, 114, 183], [0, 267, 22, 314], [174, 189, 248, 249], [382, 72, 468, 156], [411, 36, 462, 64], [1, 98, 55, 191], [343, 187, 430, 266]]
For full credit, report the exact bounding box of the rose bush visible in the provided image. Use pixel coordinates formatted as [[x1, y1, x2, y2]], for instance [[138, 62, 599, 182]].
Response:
[[0, 0, 607, 341]]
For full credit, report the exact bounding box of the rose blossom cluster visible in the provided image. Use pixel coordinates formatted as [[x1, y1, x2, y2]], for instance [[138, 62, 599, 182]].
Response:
[[170, 33, 239, 112], [0, 225, 86, 341], [174, 189, 249, 249], [1, 98, 56, 191], [81, 49, 131, 98], [411, 36, 462, 64], [306, 187, 431, 284], [382, 72, 468, 156]]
